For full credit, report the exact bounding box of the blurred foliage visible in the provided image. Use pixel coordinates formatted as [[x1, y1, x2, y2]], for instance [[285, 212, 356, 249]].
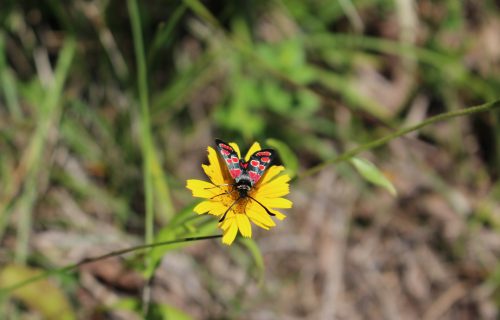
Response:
[[0, 264, 75, 319], [0, 0, 499, 318], [350, 157, 396, 195]]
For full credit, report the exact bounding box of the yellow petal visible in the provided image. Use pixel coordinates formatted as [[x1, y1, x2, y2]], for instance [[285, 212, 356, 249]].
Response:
[[246, 203, 276, 227], [255, 175, 290, 198], [219, 216, 232, 231], [203, 147, 229, 185], [245, 142, 262, 161], [260, 197, 293, 209], [194, 200, 228, 217], [259, 166, 285, 185], [186, 179, 222, 199], [193, 200, 212, 214], [268, 208, 287, 220], [228, 142, 241, 158], [246, 204, 276, 228], [248, 218, 271, 230], [222, 219, 238, 245], [236, 214, 252, 238]]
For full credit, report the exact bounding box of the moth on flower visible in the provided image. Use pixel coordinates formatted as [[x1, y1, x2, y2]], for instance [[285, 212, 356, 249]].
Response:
[[186, 139, 292, 245]]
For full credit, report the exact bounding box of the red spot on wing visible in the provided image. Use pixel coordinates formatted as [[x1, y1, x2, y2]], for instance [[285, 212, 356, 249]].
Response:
[[231, 156, 239, 163], [220, 143, 232, 151], [249, 171, 261, 183], [256, 151, 270, 156], [226, 158, 232, 164], [221, 149, 230, 156], [261, 157, 270, 163], [230, 169, 241, 178], [259, 165, 265, 171], [250, 160, 259, 167]]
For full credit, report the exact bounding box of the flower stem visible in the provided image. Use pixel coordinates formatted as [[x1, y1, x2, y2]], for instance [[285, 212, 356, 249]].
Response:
[[127, 0, 155, 268], [297, 99, 500, 180], [0, 235, 222, 297]]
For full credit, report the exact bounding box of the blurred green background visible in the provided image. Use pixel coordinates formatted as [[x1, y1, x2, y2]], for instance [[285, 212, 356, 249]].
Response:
[[0, 0, 499, 319]]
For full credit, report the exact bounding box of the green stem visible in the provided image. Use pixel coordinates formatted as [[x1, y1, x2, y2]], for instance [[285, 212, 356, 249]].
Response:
[[297, 99, 500, 180], [0, 235, 222, 297], [127, 0, 154, 263], [14, 39, 76, 263], [0, 31, 21, 119]]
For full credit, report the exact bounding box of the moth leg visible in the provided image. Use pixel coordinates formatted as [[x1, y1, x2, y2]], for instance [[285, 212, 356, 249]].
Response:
[[219, 197, 241, 222], [247, 195, 276, 217]]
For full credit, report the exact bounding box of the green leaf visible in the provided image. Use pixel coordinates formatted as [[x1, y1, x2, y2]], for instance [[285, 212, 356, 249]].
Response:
[[239, 238, 264, 281], [350, 157, 396, 195], [262, 80, 292, 114], [144, 210, 218, 278], [156, 304, 193, 320], [266, 138, 299, 178], [112, 298, 193, 320], [0, 264, 76, 320], [294, 89, 320, 116]]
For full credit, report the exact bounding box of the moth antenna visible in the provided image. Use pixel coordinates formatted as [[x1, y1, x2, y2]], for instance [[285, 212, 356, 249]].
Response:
[[210, 189, 237, 199], [204, 183, 235, 190], [247, 195, 276, 217], [219, 197, 241, 222]]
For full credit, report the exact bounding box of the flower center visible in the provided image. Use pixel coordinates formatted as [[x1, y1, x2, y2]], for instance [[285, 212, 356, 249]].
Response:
[[234, 198, 250, 214], [219, 186, 252, 215]]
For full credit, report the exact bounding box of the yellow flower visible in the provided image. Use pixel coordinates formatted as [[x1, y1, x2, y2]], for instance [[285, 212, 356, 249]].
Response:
[[186, 141, 292, 245]]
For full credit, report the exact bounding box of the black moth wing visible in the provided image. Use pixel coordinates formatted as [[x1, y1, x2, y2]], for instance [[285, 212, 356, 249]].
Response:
[[246, 149, 276, 185], [215, 139, 243, 181]]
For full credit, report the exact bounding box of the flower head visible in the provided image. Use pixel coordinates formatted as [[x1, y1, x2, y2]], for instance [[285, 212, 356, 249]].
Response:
[[186, 141, 292, 245]]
